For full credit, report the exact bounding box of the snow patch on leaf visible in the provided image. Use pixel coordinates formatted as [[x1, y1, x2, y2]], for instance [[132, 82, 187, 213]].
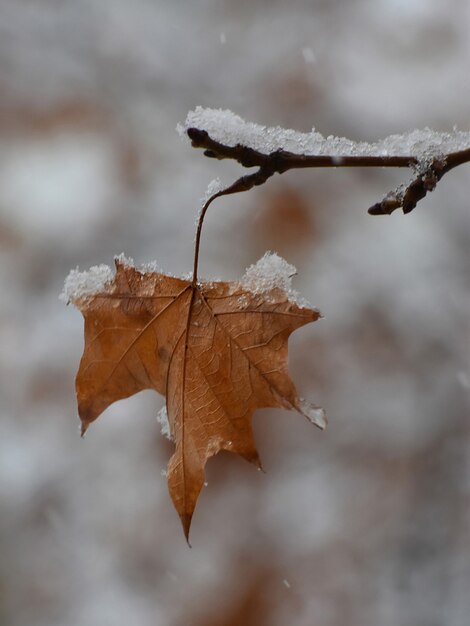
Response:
[[114, 252, 135, 268], [140, 259, 162, 273], [114, 252, 162, 274], [61, 253, 164, 304], [60, 264, 114, 303], [241, 252, 296, 293], [156, 405, 172, 440], [240, 252, 314, 309]]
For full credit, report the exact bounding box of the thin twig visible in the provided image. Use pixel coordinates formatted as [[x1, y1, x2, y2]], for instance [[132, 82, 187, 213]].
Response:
[[187, 127, 470, 216]]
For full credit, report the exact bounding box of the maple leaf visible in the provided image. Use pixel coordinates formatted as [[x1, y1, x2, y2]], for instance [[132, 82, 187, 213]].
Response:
[[64, 253, 325, 540]]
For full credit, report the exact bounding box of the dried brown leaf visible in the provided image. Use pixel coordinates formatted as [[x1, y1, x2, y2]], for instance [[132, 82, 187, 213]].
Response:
[[70, 257, 324, 539]]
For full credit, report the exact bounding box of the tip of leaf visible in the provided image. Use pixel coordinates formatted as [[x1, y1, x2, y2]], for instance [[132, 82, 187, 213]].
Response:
[[253, 454, 265, 473], [181, 513, 193, 546], [239, 446, 265, 472], [80, 420, 90, 437]]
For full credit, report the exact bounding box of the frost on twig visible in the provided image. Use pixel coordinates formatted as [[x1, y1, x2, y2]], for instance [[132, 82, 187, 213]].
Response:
[[180, 107, 470, 215]]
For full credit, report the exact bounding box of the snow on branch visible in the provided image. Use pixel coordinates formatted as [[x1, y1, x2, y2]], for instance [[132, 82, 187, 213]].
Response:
[[179, 107, 470, 215]]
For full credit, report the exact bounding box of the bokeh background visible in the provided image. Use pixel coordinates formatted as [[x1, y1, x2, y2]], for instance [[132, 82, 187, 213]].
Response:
[[1, 1, 469, 625]]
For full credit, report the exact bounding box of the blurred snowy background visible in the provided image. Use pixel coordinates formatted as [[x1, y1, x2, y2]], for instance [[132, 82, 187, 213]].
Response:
[[1, 1, 469, 625]]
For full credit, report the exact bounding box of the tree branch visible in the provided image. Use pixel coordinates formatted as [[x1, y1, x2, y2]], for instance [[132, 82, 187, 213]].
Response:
[[186, 127, 470, 216]]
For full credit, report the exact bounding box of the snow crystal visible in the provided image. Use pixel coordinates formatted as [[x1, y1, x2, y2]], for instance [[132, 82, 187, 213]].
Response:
[[240, 252, 313, 308], [139, 259, 162, 273], [283, 579, 291, 589], [200, 178, 224, 208], [241, 252, 296, 293], [179, 107, 470, 158], [114, 252, 161, 274], [61, 251, 316, 309], [114, 252, 135, 268], [156, 405, 172, 440], [60, 264, 113, 303], [60, 253, 165, 304], [296, 397, 327, 430]]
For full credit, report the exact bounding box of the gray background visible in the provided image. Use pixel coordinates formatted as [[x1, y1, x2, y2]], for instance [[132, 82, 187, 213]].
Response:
[[0, 1, 469, 625]]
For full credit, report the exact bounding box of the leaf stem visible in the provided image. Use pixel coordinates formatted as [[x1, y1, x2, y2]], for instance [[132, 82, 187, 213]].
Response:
[[192, 191, 223, 285], [192, 166, 276, 285]]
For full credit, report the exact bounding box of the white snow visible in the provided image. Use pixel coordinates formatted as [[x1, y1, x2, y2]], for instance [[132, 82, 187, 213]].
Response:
[[200, 178, 224, 208], [156, 405, 172, 440], [60, 254, 167, 304], [62, 251, 316, 307], [114, 253, 162, 273], [114, 252, 135, 268], [241, 252, 296, 293], [60, 264, 114, 304], [240, 251, 314, 309], [179, 106, 470, 158]]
